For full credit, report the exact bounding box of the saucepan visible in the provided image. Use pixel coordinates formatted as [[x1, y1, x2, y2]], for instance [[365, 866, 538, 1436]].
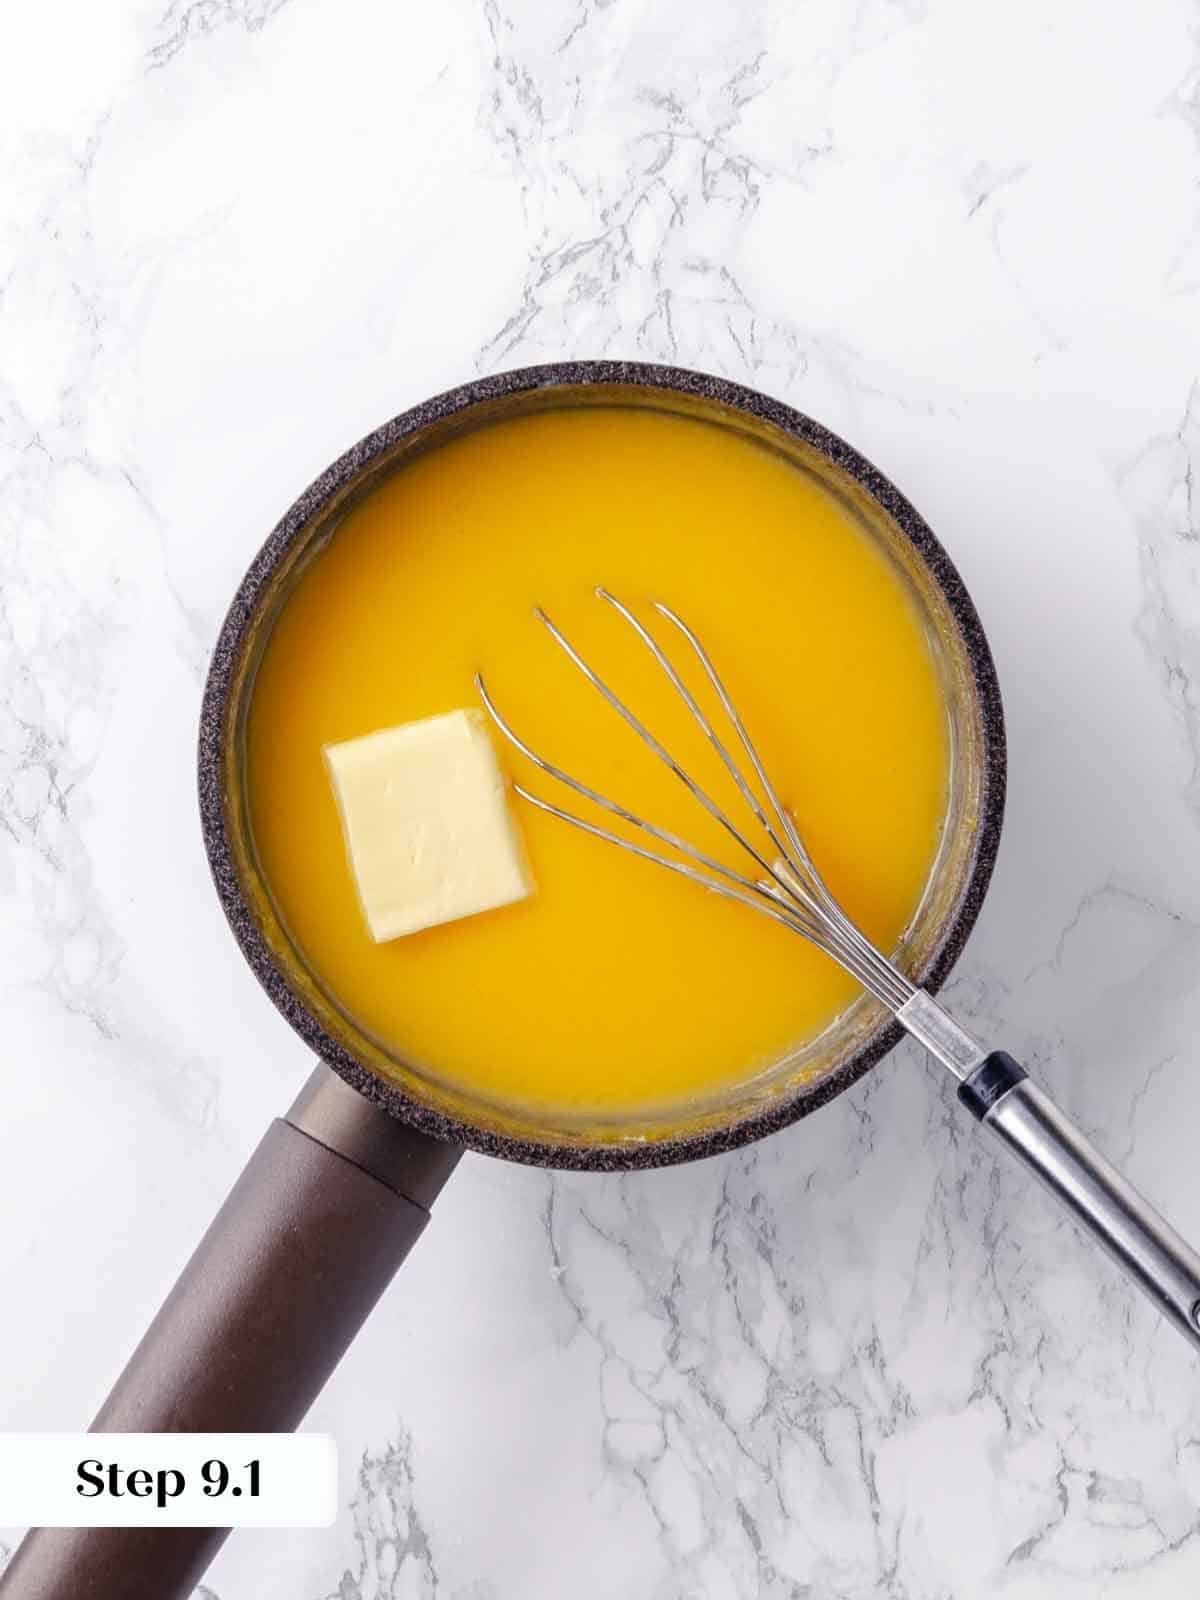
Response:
[[1, 363, 1004, 1598]]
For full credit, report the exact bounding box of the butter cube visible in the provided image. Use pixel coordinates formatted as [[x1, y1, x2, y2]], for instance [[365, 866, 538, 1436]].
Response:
[[324, 709, 533, 942]]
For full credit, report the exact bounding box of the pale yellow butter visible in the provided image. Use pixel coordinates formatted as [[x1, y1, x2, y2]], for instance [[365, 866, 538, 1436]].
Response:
[[323, 709, 533, 942]]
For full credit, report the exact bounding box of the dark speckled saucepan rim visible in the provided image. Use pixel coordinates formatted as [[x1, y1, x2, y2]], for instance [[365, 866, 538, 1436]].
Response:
[[198, 360, 1006, 1172]]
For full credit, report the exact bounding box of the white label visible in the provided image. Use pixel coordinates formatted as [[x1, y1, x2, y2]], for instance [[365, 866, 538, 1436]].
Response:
[[0, 1434, 337, 1527]]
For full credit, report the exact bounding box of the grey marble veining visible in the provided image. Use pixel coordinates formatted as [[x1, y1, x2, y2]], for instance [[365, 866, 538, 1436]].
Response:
[[3, 0, 1200, 1595]]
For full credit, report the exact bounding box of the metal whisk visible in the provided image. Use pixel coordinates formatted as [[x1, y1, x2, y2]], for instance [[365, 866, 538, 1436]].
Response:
[[476, 588, 1200, 1353], [478, 588, 917, 1018]]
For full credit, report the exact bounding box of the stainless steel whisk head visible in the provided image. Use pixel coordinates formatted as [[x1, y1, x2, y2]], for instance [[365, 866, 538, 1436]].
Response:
[[474, 587, 916, 1015]]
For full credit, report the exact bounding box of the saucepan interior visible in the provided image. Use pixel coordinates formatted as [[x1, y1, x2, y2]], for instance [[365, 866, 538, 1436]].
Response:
[[199, 363, 1005, 1169]]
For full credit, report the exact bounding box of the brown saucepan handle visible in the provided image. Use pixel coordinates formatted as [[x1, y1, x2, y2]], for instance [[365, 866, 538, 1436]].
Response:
[[0, 1067, 461, 1600]]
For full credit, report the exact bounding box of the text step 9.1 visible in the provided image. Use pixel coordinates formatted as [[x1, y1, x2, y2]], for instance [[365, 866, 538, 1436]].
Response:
[[0, 1435, 337, 1527]]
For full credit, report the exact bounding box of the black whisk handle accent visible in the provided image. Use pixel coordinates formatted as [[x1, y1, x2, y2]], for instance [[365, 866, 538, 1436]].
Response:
[[956, 1051, 1028, 1118]]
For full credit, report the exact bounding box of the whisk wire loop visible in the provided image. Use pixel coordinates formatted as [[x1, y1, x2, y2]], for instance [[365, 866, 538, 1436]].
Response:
[[476, 591, 916, 1013]]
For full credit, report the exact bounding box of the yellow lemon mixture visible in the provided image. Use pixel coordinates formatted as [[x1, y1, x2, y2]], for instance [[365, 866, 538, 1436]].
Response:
[[246, 406, 949, 1118]]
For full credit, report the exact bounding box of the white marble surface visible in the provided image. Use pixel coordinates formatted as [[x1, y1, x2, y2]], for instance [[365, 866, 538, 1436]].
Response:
[[3, 1, 1200, 1594]]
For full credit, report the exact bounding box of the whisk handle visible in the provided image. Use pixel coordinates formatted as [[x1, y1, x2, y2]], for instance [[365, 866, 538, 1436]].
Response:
[[960, 1055, 1200, 1350]]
